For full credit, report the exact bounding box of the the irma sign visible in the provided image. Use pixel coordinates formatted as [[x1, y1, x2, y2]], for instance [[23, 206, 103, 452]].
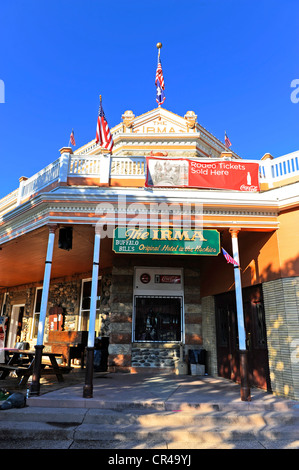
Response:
[[113, 227, 220, 255], [145, 157, 260, 192]]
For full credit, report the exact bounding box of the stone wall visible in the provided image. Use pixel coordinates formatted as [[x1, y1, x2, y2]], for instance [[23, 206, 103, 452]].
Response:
[[108, 266, 134, 372], [262, 276, 299, 400], [184, 268, 202, 358], [201, 295, 218, 376], [48, 279, 81, 332], [98, 273, 112, 337], [131, 344, 179, 370]]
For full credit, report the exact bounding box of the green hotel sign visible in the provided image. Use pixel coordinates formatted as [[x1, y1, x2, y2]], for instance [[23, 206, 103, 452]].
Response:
[[113, 227, 220, 256]]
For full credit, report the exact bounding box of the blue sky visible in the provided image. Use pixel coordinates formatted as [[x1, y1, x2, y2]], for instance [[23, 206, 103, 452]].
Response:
[[0, 0, 298, 198]]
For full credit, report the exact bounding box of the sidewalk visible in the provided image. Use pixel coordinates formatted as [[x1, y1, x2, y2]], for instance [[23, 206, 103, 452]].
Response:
[[25, 371, 299, 411], [1, 371, 299, 449]]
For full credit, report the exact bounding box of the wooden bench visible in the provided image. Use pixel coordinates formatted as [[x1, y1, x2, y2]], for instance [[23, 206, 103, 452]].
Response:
[[0, 365, 20, 372], [37, 365, 73, 376]]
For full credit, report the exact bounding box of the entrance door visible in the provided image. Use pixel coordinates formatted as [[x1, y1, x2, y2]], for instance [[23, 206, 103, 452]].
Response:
[[215, 292, 240, 382], [243, 286, 271, 391], [7, 305, 25, 348], [215, 286, 271, 391]]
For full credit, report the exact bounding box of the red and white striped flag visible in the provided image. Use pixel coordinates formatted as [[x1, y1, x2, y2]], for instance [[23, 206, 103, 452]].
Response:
[[225, 132, 232, 149], [96, 96, 114, 152], [155, 56, 165, 90], [70, 129, 76, 146], [222, 248, 239, 266]]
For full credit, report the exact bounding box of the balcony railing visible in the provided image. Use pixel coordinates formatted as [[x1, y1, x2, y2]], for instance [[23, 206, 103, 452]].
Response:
[[259, 151, 299, 187], [1, 151, 298, 216]]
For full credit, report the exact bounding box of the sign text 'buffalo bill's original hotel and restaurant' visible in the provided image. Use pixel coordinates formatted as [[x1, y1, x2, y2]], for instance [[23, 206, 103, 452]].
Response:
[[0, 50, 299, 399]]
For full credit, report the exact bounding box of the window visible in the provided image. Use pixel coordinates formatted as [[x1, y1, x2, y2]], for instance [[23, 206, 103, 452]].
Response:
[[31, 287, 42, 338], [79, 278, 101, 333], [134, 296, 182, 342]]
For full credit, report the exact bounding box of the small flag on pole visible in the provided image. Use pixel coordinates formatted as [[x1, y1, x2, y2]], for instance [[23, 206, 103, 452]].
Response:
[[155, 44, 165, 106], [222, 248, 239, 266], [225, 132, 232, 148], [70, 129, 76, 146], [96, 95, 114, 151]]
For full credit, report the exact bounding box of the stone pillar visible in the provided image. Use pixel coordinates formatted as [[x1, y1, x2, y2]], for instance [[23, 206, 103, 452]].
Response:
[[262, 277, 299, 400], [108, 266, 134, 372], [184, 268, 202, 355], [201, 295, 218, 376]]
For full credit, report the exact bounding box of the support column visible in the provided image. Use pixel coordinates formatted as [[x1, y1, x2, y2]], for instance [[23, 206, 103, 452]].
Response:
[[83, 228, 101, 398], [30, 225, 56, 396], [229, 227, 251, 401]]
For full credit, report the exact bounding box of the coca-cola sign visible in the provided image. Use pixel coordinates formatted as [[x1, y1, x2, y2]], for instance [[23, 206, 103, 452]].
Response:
[[146, 158, 260, 192]]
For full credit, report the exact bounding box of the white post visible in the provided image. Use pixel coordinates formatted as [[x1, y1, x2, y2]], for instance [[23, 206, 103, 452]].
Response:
[[229, 228, 246, 350], [16, 176, 28, 206], [100, 153, 111, 184], [58, 152, 70, 184], [83, 228, 101, 398], [229, 227, 251, 401], [263, 159, 274, 189], [30, 224, 56, 396], [36, 225, 56, 345], [88, 230, 101, 347]]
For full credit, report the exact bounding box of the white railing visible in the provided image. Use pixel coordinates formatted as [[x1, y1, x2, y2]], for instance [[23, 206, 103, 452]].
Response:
[[0, 188, 18, 217], [259, 151, 299, 187], [20, 158, 61, 202], [69, 155, 101, 175], [68, 155, 146, 177], [1, 151, 299, 216], [110, 157, 145, 177]]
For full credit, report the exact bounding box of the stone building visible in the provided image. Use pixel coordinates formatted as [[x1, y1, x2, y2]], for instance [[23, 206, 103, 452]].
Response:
[[0, 106, 298, 400]]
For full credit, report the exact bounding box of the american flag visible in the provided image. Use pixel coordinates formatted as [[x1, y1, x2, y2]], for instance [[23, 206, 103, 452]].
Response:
[[155, 55, 165, 106], [222, 248, 239, 266], [96, 97, 114, 151], [225, 132, 232, 148], [70, 129, 76, 146], [156, 78, 165, 106], [155, 56, 165, 90]]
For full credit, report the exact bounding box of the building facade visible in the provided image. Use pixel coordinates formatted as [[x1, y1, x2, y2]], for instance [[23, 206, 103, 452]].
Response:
[[0, 106, 298, 399]]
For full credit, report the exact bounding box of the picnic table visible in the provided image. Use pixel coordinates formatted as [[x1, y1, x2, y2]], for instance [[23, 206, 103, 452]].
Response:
[[0, 348, 72, 387]]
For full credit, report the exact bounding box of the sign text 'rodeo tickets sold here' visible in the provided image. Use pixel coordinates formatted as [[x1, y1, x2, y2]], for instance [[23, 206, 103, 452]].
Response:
[[112, 227, 220, 255], [145, 157, 260, 192]]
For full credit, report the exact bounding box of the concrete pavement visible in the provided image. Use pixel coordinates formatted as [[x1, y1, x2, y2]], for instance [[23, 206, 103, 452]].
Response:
[[0, 373, 299, 449], [25, 372, 299, 411]]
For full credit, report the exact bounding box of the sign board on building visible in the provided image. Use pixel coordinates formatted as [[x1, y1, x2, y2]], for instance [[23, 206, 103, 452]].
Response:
[[145, 157, 260, 192], [113, 227, 220, 256]]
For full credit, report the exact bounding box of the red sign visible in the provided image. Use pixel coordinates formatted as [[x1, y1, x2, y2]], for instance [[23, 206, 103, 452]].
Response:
[[155, 274, 181, 284], [145, 158, 260, 192]]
